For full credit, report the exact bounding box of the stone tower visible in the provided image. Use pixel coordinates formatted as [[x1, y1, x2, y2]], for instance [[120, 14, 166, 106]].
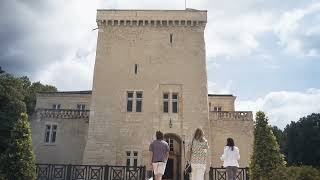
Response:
[[83, 9, 209, 175]]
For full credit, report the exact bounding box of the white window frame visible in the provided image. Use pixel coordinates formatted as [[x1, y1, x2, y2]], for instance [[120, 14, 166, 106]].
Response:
[[135, 92, 143, 112], [166, 138, 174, 152], [172, 93, 178, 113], [44, 123, 58, 144], [126, 151, 138, 167], [77, 104, 85, 110], [52, 104, 61, 110], [126, 91, 143, 113], [163, 93, 169, 113], [127, 91, 134, 112], [213, 106, 222, 112]]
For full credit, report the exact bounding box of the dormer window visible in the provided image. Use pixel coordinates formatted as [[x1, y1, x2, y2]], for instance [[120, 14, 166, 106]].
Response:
[[52, 104, 61, 110], [77, 104, 85, 110]]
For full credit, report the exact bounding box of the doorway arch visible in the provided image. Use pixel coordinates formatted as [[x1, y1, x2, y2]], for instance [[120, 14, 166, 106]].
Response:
[[163, 133, 182, 180]]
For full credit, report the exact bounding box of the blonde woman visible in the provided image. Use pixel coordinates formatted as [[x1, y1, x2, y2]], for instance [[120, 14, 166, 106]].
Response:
[[187, 128, 209, 180]]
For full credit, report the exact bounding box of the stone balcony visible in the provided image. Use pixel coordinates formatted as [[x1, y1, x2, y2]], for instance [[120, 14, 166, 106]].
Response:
[[210, 111, 253, 121], [36, 109, 90, 120]]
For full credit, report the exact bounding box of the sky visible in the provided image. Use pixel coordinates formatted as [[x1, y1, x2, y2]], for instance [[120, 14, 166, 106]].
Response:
[[1, 0, 320, 129]]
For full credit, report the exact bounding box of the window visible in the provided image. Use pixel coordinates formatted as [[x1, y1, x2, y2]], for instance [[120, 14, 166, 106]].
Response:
[[126, 151, 138, 167], [162, 92, 179, 113], [213, 106, 222, 112], [127, 92, 133, 112], [166, 138, 174, 152], [217, 107, 222, 111], [52, 104, 61, 110], [163, 93, 169, 113], [170, 34, 173, 44], [136, 92, 143, 112], [77, 104, 85, 110], [127, 91, 143, 112], [45, 124, 57, 144], [172, 94, 178, 113], [134, 64, 138, 74]]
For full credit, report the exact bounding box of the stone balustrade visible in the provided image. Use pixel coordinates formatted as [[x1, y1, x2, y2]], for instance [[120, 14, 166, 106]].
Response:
[[210, 111, 253, 121], [36, 109, 90, 119]]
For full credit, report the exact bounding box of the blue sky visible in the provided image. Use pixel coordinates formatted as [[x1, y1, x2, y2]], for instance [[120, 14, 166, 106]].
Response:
[[0, 0, 319, 129]]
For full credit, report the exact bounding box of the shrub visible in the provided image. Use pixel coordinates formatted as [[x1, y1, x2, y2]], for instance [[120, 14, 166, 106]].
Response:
[[269, 166, 320, 180]]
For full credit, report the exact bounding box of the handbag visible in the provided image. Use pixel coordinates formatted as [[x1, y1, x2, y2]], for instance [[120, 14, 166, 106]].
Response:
[[184, 162, 192, 174], [184, 139, 194, 175]]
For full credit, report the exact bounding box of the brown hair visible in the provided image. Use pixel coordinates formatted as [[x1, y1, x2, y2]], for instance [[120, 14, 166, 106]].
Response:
[[193, 128, 205, 142], [227, 138, 235, 151], [156, 131, 164, 140]]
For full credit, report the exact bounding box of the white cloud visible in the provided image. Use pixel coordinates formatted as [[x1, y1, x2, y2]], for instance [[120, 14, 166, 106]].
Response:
[[208, 80, 233, 94], [37, 55, 95, 91], [205, 12, 274, 58], [236, 89, 320, 129], [275, 2, 320, 57], [17, 0, 101, 87]]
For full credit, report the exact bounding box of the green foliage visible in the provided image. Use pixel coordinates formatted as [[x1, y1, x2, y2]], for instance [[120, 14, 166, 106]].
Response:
[[271, 126, 286, 154], [0, 70, 55, 179], [269, 166, 320, 180], [0, 72, 26, 154], [249, 111, 286, 179], [24, 81, 57, 115], [284, 113, 320, 167], [0, 113, 36, 180]]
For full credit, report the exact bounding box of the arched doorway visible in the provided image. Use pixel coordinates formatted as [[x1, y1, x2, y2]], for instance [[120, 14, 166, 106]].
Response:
[[163, 133, 182, 180]]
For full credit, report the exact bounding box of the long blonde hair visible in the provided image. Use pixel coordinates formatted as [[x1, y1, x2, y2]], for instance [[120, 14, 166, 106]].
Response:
[[193, 128, 206, 142]]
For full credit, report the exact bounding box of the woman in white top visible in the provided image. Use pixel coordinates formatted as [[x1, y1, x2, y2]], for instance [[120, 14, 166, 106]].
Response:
[[220, 138, 240, 180]]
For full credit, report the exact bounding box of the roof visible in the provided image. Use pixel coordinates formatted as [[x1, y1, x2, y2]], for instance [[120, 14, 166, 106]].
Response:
[[97, 9, 207, 12], [208, 94, 234, 97], [38, 90, 92, 95], [38, 91, 233, 97]]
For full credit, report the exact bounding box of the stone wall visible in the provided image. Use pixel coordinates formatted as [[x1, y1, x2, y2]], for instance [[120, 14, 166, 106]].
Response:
[[208, 95, 236, 111], [31, 112, 89, 164], [31, 92, 91, 164], [209, 111, 254, 167], [83, 9, 209, 167], [36, 91, 91, 110]]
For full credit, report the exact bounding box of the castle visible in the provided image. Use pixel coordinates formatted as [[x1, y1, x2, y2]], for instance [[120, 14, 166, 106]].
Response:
[[31, 9, 253, 180]]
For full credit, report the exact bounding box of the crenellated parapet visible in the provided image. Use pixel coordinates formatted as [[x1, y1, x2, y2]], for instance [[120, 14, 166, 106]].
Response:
[[96, 9, 207, 28], [36, 109, 90, 120], [210, 111, 253, 121]]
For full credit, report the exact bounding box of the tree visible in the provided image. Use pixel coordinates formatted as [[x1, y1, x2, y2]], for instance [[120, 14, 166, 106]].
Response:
[[0, 72, 26, 155], [24, 81, 57, 115], [0, 70, 55, 179], [284, 113, 320, 167], [250, 111, 286, 179], [271, 126, 286, 154], [0, 113, 36, 180]]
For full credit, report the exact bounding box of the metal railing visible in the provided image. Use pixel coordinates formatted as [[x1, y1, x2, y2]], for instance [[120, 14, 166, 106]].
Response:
[[209, 167, 249, 180], [36, 164, 146, 180], [36, 164, 249, 180]]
